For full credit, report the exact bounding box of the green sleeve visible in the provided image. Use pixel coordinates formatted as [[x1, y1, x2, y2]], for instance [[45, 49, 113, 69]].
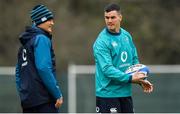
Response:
[[129, 34, 139, 65]]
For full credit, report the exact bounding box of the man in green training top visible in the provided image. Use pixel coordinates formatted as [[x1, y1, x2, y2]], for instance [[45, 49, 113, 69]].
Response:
[[93, 3, 153, 113]]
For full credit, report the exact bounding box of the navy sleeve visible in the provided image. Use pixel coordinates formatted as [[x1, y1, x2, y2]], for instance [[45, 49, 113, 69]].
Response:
[[34, 34, 62, 99], [15, 63, 21, 92]]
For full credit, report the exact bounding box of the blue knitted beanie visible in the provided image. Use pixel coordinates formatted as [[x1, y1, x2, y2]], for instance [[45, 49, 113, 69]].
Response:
[[30, 4, 54, 25]]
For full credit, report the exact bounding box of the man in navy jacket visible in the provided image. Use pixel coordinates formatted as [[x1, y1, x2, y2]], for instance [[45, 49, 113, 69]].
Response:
[[15, 4, 63, 113]]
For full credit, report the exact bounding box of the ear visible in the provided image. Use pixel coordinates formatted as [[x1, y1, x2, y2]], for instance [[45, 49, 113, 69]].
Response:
[[119, 14, 122, 22]]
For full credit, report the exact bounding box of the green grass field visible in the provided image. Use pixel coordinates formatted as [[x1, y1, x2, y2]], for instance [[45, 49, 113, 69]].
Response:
[[0, 75, 21, 112]]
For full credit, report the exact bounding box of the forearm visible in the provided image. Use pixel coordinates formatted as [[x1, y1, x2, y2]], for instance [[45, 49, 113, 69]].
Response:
[[37, 67, 62, 99], [102, 64, 132, 83]]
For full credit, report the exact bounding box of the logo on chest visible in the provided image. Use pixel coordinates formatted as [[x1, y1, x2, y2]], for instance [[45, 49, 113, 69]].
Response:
[[121, 51, 128, 62]]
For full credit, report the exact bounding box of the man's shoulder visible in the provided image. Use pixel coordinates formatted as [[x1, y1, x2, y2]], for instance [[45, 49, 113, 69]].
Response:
[[93, 29, 110, 49], [34, 34, 51, 46], [35, 34, 50, 42], [35, 34, 49, 38], [120, 28, 133, 40], [97, 28, 111, 41], [121, 28, 131, 36]]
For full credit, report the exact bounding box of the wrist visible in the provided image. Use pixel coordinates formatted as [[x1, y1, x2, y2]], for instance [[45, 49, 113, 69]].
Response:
[[128, 75, 132, 83], [58, 96, 63, 100]]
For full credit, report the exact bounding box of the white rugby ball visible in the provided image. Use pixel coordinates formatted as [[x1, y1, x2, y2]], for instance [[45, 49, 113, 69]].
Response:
[[125, 64, 150, 76]]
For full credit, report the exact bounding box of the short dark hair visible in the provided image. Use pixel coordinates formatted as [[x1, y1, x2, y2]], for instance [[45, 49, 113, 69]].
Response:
[[104, 3, 121, 13]]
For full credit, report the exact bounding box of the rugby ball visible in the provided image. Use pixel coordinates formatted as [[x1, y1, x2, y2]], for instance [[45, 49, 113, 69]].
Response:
[[125, 64, 150, 76]]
